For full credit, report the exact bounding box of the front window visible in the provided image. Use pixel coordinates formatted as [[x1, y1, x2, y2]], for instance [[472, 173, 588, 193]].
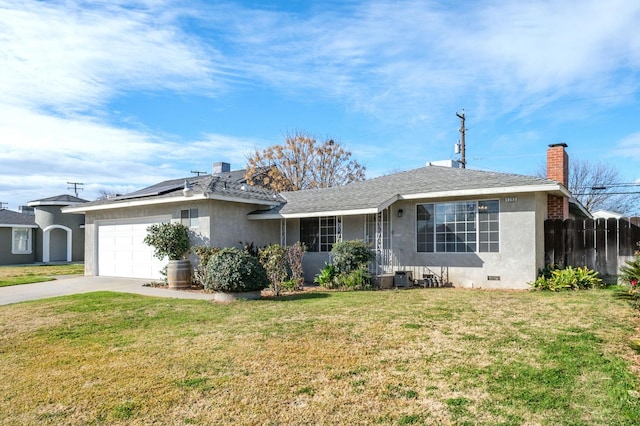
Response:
[[180, 208, 199, 228], [12, 227, 32, 254], [417, 200, 499, 253], [300, 216, 341, 252]]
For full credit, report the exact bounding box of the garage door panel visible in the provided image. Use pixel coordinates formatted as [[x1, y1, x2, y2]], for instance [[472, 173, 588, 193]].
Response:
[[98, 218, 169, 279]]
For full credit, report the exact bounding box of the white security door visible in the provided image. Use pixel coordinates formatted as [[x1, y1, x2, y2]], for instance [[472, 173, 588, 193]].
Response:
[[97, 218, 169, 279]]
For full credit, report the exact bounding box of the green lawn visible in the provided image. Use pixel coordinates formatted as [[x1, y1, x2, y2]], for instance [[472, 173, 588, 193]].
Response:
[[0, 263, 84, 287], [1, 288, 639, 425]]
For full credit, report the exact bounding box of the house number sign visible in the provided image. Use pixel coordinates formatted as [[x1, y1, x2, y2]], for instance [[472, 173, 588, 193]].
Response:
[[504, 197, 518, 203]]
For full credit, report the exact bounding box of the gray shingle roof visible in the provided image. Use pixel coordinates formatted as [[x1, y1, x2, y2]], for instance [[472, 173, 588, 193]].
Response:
[[68, 174, 283, 211], [0, 209, 36, 227], [268, 166, 564, 216], [28, 194, 89, 205]]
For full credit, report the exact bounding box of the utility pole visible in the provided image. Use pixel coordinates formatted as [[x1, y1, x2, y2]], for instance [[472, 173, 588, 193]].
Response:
[[190, 170, 207, 176], [67, 181, 84, 197], [0, 202, 7, 210], [456, 110, 466, 168]]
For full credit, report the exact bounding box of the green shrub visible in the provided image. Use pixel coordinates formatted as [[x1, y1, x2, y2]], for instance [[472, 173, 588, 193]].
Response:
[[619, 248, 640, 309], [335, 266, 372, 290], [619, 255, 640, 288], [144, 222, 191, 260], [259, 244, 289, 296], [287, 242, 306, 290], [314, 263, 338, 288], [330, 240, 374, 274], [192, 246, 220, 287], [530, 265, 602, 291], [205, 247, 269, 292]]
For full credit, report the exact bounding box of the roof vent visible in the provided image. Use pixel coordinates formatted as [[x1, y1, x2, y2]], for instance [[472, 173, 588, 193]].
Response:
[[213, 162, 231, 174]]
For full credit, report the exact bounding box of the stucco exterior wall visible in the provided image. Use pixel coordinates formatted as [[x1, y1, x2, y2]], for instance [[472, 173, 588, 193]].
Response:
[[0, 227, 36, 265], [34, 206, 85, 262], [83, 199, 278, 276], [279, 192, 545, 288], [390, 192, 542, 289]]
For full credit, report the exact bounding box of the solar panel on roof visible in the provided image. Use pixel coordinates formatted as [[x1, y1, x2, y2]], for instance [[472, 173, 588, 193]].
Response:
[[116, 182, 183, 200]]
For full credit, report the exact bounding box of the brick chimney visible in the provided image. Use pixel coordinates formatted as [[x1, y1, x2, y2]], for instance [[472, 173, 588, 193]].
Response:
[[546, 143, 569, 219]]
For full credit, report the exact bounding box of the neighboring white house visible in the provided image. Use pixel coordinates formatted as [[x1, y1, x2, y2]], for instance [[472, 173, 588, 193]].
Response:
[[64, 144, 581, 289], [592, 210, 625, 219]]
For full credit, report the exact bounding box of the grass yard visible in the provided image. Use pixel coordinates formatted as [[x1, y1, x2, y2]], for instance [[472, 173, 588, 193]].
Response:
[[0, 263, 84, 287], [1, 288, 640, 425]]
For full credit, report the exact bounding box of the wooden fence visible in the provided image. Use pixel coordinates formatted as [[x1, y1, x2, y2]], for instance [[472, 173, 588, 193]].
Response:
[[544, 218, 640, 276]]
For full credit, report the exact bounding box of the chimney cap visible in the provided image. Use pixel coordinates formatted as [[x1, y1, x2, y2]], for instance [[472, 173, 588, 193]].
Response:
[[548, 143, 568, 148]]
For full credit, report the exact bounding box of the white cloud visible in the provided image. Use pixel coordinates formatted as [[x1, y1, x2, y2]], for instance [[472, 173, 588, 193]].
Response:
[[0, 0, 219, 114], [205, 0, 640, 122]]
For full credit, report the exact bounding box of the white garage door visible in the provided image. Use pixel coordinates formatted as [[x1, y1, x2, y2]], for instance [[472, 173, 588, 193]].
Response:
[[98, 218, 169, 279]]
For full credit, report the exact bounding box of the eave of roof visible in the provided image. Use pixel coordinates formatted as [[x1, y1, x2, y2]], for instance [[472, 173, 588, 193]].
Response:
[[63, 175, 283, 214]]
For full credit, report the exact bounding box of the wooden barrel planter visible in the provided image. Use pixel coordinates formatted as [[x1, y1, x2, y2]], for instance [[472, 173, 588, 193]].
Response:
[[167, 259, 192, 289]]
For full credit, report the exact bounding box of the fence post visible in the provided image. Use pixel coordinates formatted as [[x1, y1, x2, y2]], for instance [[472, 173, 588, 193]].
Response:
[[606, 218, 618, 276], [583, 218, 595, 270]]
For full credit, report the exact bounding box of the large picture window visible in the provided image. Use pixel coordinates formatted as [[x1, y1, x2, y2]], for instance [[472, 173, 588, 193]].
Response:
[[300, 216, 341, 252], [12, 227, 32, 254], [417, 200, 499, 253]]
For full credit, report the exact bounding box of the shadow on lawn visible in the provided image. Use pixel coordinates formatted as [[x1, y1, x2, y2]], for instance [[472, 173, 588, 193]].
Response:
[[266, 292, 331, 302]]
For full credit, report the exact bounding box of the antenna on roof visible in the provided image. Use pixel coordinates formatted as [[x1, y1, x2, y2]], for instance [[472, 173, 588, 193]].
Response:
[[67, 181, 84, 197], [0, 202, 7, 210], [190, 170, 207, 176], [456, 110, 466, 169]]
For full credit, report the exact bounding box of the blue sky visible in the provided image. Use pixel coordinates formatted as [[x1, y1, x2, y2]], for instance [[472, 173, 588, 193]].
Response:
[[1, 0, 640, 210]]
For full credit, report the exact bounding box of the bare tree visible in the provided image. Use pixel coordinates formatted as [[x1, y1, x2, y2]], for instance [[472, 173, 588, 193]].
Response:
[[245, 131, 366, 192], [537, 158, 640, 215], [95, 188, 119, 201]]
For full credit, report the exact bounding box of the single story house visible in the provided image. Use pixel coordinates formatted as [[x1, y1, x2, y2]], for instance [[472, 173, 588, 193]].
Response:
[[0, 195, 87, 266], [64, 145, 583, 289]]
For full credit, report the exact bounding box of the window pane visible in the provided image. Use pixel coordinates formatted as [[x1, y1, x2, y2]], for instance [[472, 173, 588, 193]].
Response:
[[416, 204, 434, 252], [479, 200, 500, 253], [13, 228, 30, 252], [300, 218, 319, 252]]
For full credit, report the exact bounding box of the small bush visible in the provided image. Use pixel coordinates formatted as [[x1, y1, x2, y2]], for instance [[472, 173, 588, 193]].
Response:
[[530, 265, 602, 291], [287, 242, 306, 290], [205, 247, 269, 293], [331, 240, 374, 274], [315, 263, 338, 288], [144, 222, 191, 260], [335, 266, 372, 290], [193, 246, 220, 287], [259, 244, 289, 296], [619, 246, 640, 309]]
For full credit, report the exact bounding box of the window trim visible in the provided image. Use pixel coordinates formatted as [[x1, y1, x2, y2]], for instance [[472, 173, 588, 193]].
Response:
[[300, 216, 342, 253], [416, 199, 500, 254], [180, 208, 199, 228], [12, 227, 33, 255]]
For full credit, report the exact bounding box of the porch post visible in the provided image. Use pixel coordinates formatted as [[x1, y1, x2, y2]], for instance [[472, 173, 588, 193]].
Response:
[[280, 219, 286, 246], [376, 211, 383, 274]]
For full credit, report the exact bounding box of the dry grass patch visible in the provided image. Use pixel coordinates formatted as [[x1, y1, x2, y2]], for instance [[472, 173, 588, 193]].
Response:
[[0, 263, 84, 287], [1, 288, 639, 425]]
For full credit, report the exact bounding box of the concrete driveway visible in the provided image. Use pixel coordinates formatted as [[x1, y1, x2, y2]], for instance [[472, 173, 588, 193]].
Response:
[[0, 276, 215, 306]]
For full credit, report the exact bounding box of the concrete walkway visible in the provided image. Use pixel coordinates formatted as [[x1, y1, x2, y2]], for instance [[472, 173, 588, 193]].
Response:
[[0, 276, 215, 306]]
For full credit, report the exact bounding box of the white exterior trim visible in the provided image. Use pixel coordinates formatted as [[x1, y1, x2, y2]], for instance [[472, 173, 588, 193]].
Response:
[[42, 225, 72, 263], [11, 227, 33, 254], [0, 223, 38, 228], [399, 184, 570, 200], [64, 193, 280, 214], [27, 201, 85, 207]]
